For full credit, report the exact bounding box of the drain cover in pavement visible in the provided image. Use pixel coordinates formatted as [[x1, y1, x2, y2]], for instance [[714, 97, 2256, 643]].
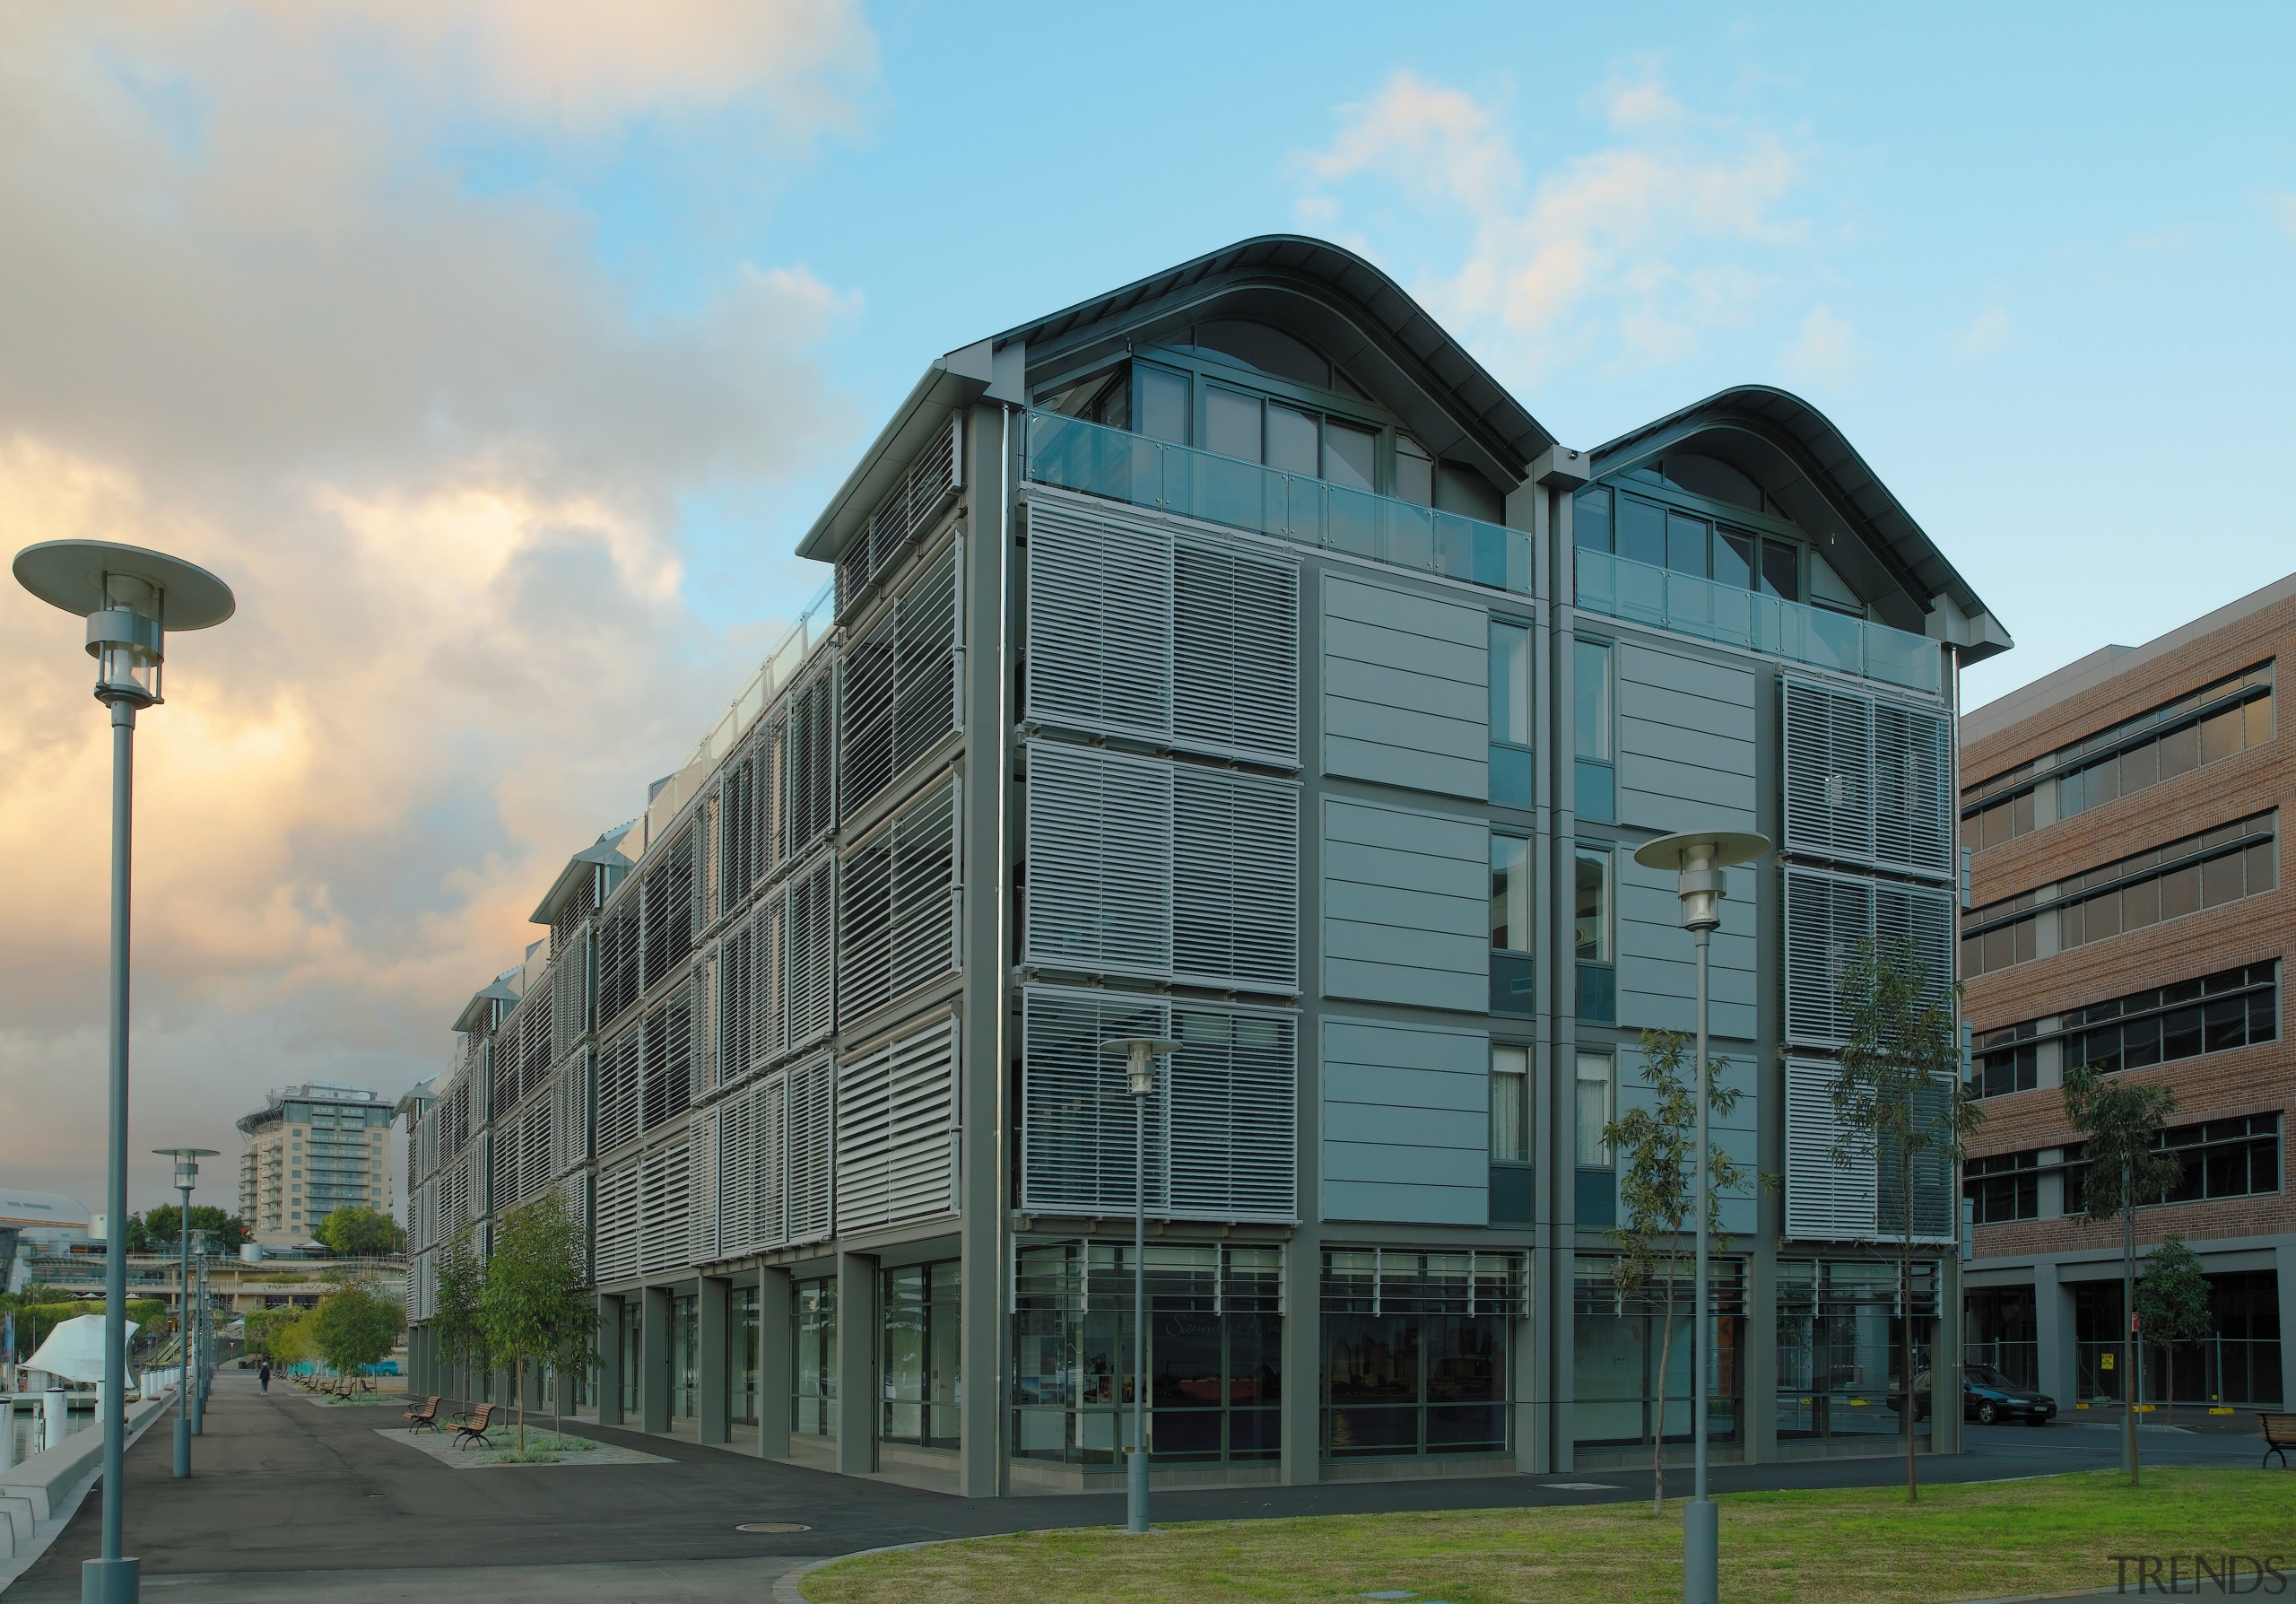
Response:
[[736, 1521, 812, 1533]]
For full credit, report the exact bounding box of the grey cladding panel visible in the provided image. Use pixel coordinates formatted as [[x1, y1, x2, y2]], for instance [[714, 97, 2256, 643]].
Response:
[[1616, 641, 1757, 834], [1320, 1018, 1488, 1225], [1616, 851, 1759, 1040], [1320, 798, 1487, 1013], [1613, 1042, 1758, 1237], [1321, 575, 1488, 800]]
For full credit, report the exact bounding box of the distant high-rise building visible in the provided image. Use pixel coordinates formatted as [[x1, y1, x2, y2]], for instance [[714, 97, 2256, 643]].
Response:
[[238, 1083, 394, 1247]]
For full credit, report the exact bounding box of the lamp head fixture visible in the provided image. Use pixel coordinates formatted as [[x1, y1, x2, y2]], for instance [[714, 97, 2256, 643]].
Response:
[[154, 1146, 222, 1192], [13, 541, 234, 709], [1631, 831, 1772, 931], [1100, 1037, 1186, 1098]]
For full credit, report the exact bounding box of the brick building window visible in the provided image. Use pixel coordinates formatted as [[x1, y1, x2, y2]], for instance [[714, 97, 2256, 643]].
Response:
[[1965, 1150, 2040, 1223], [2066, 1112, 2283, 1211]]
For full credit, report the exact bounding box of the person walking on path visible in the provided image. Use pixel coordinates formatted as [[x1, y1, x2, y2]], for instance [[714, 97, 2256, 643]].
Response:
[[258, 1359, 271, 1394]]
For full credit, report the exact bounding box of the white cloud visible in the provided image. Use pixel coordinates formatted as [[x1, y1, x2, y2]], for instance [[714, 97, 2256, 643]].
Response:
[[1782, 303, 1863, 379], [1954, 303, 2014, 361], [1295, 69, 1805, 374], [0, 4, 873, 1210]]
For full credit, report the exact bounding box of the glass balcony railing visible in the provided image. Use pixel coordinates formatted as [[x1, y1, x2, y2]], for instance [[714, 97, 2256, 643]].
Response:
[[1575, 546, 1940, 694], [1027, 410, 1531, 597]]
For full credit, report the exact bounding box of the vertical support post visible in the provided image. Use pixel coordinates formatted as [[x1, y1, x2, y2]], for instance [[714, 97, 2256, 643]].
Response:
[[1684, 924, 1716, 1604], [834, 1253, 874, 1476], [698, 1276, 728, 1445], [88, 698, 140, 1604], [595, 1295, 623, 1425], [1129, 1066, 1148, 1535], [758, 1263, 793, 1460], [173, 1186, 191, 1478], [640, 1286, 670, 1434]]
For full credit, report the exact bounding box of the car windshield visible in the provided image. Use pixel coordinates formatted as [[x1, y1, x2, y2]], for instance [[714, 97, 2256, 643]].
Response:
[[1964, 1365, 2013, 1389]]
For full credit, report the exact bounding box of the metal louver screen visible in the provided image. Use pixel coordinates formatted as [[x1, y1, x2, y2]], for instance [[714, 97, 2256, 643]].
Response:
[[786, 676, 836, 855], [755, 894, 786, 1065], [596, 1026, 640, 1155], [1784, 679, 1954, 882], [719, 752, 753, 905], [594, 1163, 639, 1282], [1785, 1057, 1956, 1243], [597, 897, 640, 1029], [1025, 741, 1296, 992], [840, 544, 959, 821], [1174, 538, 1300, 764], [1173, 765, 1299, 990], [718, 920, 754, 1088], [641, 826, 697, 989], [835, 1017, 958, 1234], [717, 1086, 755, 1256], [690, 1108, 719, 1264], [785, 855, 836, 1047], [1024, 501, 1173, 743], [1025, 496, 1301, 767], [1024, 742, 1171, 977], [640, 991, 693, 1131], [639, 1139, 691, 1276], [839, 780, 960, 1028], [1783, 867, 1956, 1049], [784, 1056, 833, 1242], [1020, 986, 1296, 1223], [754, 716, 785, 886], [837, 415, 961, 618], [551, 927, 587, 1060]]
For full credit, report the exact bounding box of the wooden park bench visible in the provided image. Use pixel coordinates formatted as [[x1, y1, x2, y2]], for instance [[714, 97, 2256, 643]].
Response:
[[403, 1396, 441, 1434], [2261, 1411, 2296, 1469], [451, 1403, 499, 1451]]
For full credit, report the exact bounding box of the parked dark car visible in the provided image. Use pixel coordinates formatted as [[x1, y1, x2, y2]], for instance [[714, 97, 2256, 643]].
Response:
[[1891, 1365, 2057, 1425], [1959, 1364, 2057, 1425]]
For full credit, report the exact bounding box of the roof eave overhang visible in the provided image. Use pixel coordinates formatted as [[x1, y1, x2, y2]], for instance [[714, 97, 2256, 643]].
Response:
[[1592, 386, 2013, 665], [795, 361, 991, 564]]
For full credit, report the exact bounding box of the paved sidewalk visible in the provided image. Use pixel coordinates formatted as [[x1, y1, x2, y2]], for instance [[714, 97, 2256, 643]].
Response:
[[7, 1373, 2268, 1601]]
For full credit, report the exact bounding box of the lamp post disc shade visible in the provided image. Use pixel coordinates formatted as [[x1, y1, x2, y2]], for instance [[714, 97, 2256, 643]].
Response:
[[1631, 830, 1772, 871], [13, 539, 235, 628]]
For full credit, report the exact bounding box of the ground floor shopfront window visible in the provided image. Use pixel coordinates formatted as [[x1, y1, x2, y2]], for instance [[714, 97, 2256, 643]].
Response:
[[2074, 1269, 2282, 1408], [1013, 1242, 1283, 1465], [794, 1277, 835, 1440], [618, 1299, 640, 1418], [730, 1284, 759, 1427], [669, 1292, 698, 1419], [883, 1260, 961, 1448], [1322, 1250, 1526, 1460], [1964, 1285, 2038, 1389], [1573, 1255, 1743, 1448], [1776, 1258, 1934, 1440]]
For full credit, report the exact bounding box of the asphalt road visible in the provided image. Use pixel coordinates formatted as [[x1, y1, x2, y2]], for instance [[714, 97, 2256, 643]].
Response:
[[7, 1373, 2271, 1601]]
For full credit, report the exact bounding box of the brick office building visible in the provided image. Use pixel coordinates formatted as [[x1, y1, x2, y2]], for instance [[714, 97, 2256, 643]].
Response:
[[1959, 574, 2293, 1416]]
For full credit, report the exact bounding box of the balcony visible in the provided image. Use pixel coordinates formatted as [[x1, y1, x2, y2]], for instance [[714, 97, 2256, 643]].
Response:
[[1027, 411, 1532, 597], [1575, 546, 1940, 695]]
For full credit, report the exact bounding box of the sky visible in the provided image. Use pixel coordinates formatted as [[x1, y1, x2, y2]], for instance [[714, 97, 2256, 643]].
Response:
[[4, 2, 2293, 1217]]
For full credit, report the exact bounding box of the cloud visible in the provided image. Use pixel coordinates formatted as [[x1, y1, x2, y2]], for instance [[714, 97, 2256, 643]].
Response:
[[1954, 303, 2014, 361], [1295, 69, 1805, 374], [0, 4, 872, 1211], [1781, 303, 1862, 379]]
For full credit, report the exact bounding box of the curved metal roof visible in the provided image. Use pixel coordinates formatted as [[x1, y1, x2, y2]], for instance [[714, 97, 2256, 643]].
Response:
[[997, 234, 1556, 473], [1592, 385, 2005, 648]]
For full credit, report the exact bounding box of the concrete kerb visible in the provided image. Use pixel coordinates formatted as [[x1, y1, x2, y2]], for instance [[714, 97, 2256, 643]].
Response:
[[0, 1393, 175, 1593]]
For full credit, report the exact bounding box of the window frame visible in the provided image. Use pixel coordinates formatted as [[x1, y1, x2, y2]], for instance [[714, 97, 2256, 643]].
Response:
[[1489, 615, 1534, 810], [1574, 1050, 1614, 1170]]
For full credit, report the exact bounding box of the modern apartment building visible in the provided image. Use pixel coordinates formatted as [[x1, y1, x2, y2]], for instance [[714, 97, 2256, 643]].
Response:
[[401, 236, 2009, 1494], [238, 1082, 395, 1247], [1960, 575, 2293, 1414]]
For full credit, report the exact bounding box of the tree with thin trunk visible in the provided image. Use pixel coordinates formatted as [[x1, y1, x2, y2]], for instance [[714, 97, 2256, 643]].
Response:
[[1828, 938, 1982, 1504], [309, 1285, 403, 1395], [481, 1190, 593, 1450], [2065, 1059, 2183, 1484], [432, 1227, 489, 1412], [2135, 1234, 2212, 1430], [1602, 1027, 1747, 1514]]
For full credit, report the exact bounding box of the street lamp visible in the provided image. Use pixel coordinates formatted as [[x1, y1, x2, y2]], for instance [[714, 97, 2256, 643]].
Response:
[[1100, 1036, 1182, 1538], [153, 1150, 217, 1478], [14, 539, 233, 1604], [1631, 830, 1770, 1604]]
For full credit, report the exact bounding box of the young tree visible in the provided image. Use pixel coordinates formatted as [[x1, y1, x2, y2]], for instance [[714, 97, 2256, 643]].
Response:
[[2067, 1055, 2185, 1486], [309, 1286, 404, 1394], [1829, 938, 1982, 1504], [2135, 1234, 2213, 1429], [1602, 1027, 1748, 1514], [432, 1228, 489, 1410], [481, 1190, 594, 1449], [137, 1206, 249, 1255], [316, 1206, 405, 1258]]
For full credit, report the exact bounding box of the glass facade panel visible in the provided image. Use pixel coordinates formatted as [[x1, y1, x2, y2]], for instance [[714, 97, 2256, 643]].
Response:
[[794, 1277, 837, 1440], [1326, 419, 1377, 492], [1574, 1258, 1744, 1447], [1490, 618, 1533, 809], [1775, 1260, 1935, 1440], [1491, 834, 1530, 954], [670, 1293, 698, 1419], [1490, 1044, 1528, 1164], [619, 1299, 640, 1417], [730, 1285, 759, 1426], [1576, 1052, 1613, 1167], [1136, 364, 1188, 445], [1575, 849, 1611, 961], [883, 1260, 961, 1448], [1205, 386, 1260, 462]]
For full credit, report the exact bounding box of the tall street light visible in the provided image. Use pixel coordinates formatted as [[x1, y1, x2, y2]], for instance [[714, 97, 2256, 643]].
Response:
[[13, 540, 234, 1604], [1631, 830, 1770, 1604], [1100, 1036, 1181, 1538], [153, 1149, 217, 1478]]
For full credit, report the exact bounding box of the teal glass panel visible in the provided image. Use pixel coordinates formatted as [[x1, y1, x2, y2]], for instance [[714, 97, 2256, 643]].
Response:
[[1490, 1164, 1535, 1226], [1576, 963, 1617, 1024], [1574, 758, 1614, 823], [1490, 952, 1535, 1016], [1574, 1167, 1617, 1230], [1491, 745, 1532, 809]]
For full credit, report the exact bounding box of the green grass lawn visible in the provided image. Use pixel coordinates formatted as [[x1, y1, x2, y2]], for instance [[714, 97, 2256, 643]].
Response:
[[803, 1469, 2296, 1604]]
